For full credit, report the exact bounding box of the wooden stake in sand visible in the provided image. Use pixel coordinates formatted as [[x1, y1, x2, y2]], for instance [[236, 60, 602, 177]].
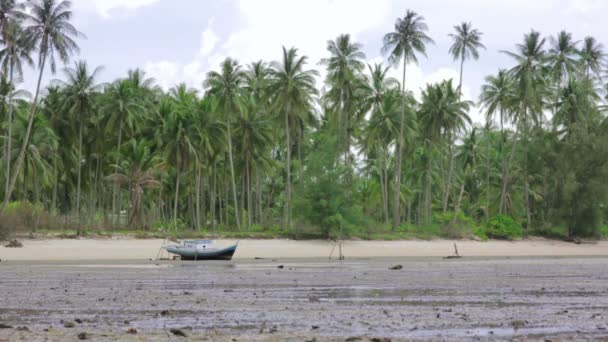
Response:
[[329, 220, 345, 260], [443, 242, 462, 259]]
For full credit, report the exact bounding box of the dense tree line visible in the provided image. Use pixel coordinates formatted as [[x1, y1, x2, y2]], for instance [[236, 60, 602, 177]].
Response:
[[1, 1, 608, 238]]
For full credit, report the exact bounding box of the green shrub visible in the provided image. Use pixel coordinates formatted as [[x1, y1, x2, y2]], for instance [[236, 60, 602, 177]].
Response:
[[1, 201, 58, 236], [485, 215, 523, 240], [473, 226, 488, 240], [599, 225, 608, 239], [434, 211, 476, 239]]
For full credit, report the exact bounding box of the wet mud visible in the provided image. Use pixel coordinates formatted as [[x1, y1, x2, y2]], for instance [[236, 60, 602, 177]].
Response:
[[1, 257, 608, 341]]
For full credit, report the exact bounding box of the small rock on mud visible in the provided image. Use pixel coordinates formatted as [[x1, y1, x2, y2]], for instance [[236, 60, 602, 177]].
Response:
[[389, 264, 403, 270], [170, 328, 187, 337], [0, 323, 13, 329], [5, 239, 23, 248], [77, 332, 90, 340], [64, 321, 76, 328], [127, 328, 138, 334]]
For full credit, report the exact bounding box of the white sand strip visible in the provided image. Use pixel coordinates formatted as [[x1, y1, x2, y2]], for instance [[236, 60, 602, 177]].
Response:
[[1, 238, 607, 261]]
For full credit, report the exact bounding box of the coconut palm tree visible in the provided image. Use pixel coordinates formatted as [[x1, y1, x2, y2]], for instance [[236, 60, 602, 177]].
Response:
[[362, 63, 399, 111], [502, 30, 549, 227], [547, 30, 579, 86], [191, 95, 225, 229], [205, 58, 245, 230], [108, 139, 160, 228], [103, 78, 145, 226], [162, 84, 198, 229], [269, 46, 318, 233], [479, 69, 517, 214], [11, 99, 57, 205], [444, 21, 485, 212], [0, 0, 25, 33], [553, 77, 600, 134], [320, 34, 366, 170], [448, 22, 485, 97], [4, 0, 81, 210], [235, 94, 273, 228], [0, 20, 33, 204], [418, 80, 471, 223], [578, 36, 605, 79], [59, 60, 104, 229], [363, 89, 405, 223], [382, 9, 433, 229]]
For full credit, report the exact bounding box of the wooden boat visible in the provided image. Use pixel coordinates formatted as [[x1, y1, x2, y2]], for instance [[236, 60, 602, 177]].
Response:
[[163, 240, 238, 260]]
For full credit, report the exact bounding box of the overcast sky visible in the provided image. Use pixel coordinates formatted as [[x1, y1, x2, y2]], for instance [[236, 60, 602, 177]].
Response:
[[22, 0, 608, 123]]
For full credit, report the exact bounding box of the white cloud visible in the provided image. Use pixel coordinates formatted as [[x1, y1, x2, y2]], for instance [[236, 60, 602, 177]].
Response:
[[142, 0, 485, 124], [199, 18, 218, 57], [76, 0, 159, 19], [565, 0, 607, 14], [143, 60, 180, 89]]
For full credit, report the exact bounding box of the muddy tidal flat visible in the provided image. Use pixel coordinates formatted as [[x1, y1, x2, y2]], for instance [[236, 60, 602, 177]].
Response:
[[1, 257, 608, 341]]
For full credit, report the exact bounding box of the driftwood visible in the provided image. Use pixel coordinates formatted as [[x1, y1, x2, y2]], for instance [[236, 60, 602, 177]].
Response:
[[443, 242, 462, 259]]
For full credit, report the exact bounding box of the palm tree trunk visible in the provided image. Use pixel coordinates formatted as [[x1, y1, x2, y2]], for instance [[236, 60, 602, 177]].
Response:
[[3, 49, 48, 211], [4, 60, 15, 204], [247, 157, 252, 229], [455, 177, 466, 213], [379, 154, 389, 224], [393, 58, 407, 230], [51, 160, 58, 214], [113, 121, 123, 227], [201, 174, 206, 228], [195, 166, 201, 230], [76, 115, 83, 233], [501, 125, 519, 214], [443, 56, 466, 214], [226, 115, 241, 230], [256, 166, 261, 225], [486, 126, 491, 220], [211, 164, 216, 229], [443, 132, 455, 213], [173, 163, 180, 229], [22, 154, 27, 201], [285, 110, 292, 233], [425, 142, 433, 225]]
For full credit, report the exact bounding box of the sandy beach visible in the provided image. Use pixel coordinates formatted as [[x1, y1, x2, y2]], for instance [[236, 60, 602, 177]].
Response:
[[1, 238, 608, 261]]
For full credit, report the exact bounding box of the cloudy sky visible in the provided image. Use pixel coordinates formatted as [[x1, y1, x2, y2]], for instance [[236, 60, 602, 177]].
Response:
[[25, 0, 608, 123]]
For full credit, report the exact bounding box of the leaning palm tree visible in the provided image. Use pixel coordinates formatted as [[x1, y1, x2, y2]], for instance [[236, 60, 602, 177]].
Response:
[[578, 36, 605, 79], [204, 58, 245, 230], [269, 46, 318, 233], [0, 20, 33, 203], [382, 9, 433, 229], [59, 60, 104, 230], [4, 0, 82, 209], [448, 22, 485, 97]]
